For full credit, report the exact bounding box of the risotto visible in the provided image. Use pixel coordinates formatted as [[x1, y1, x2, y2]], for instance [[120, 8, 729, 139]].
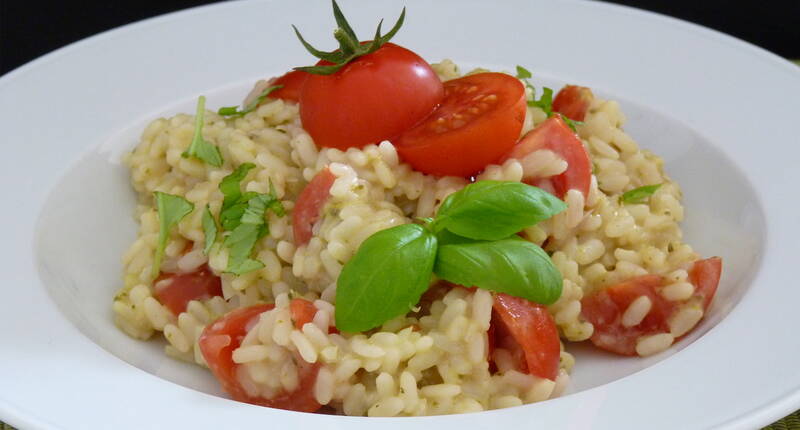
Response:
[[111, 2, 722, 417]]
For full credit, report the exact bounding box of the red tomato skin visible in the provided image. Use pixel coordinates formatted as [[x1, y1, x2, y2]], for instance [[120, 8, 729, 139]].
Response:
[[153, 264, 222, 315], [581, 275, 672, 356], [198, 304, 322, 412], [300, 43, 444, 150], [269, 70, 309, 103], [689, 257, 722, 310], [506, 115, 591, 200], [290, 298, 318, 329], [394, 73, 526, 177], [292, 167, 336, 246], [552, 85, 594, 122], [491, 293, 561, 380]]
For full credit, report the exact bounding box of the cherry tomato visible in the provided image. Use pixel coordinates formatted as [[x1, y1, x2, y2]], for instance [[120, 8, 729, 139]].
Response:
[[268, 70, 309, 103], [300, 43, 443, 150], [552, 85, 593, 122], [290, 298, 318, 329], [153, 264, 222, 315], [505, 115, 591, 199], [491, 293, 560, 380], [292, 167, 336, 246], [198, 304, 321, 412], [689, 257, 722, 310], [394, 72, 526, 177]]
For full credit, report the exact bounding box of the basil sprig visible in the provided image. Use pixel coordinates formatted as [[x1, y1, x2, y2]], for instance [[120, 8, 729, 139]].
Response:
[[335, 181, 567, 332], [620, 184, 662, 204], [516, 65, 583, 132], [181, 96, 224, 167], [152, 192, 194, 278], [292, 0, 406, 75]]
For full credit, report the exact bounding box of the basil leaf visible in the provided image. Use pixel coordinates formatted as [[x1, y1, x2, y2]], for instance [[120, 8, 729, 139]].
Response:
[[434, 237, 562, 305], [335, 224, 437, 332], [202, 205, 217, 255], [529, 86, 554, 114], [621, 184, 662, 204], [217, 85, 282, 118], [220, 163, 255, 211], [181, 96, 223, 167], [434, 181, 567, 241], [224, 223, 267, 275], [152, 192, 194, 277], [515, 65, 532, 79]]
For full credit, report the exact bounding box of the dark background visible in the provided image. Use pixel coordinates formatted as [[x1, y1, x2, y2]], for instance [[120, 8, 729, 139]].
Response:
[[1, 0, 799, 76]]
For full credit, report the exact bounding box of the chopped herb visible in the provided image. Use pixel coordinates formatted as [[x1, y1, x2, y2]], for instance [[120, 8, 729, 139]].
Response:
[[621, 184, 662, 204], [216, 165, 286, 275], [293, 0, 406, 75], [217, 85, 283, 118], [202, 205, 217, 255], [515, 65, 532, 79], [181, 96, 224, 167], [152, 192, 194, 278], [335, 181, 564, 331]]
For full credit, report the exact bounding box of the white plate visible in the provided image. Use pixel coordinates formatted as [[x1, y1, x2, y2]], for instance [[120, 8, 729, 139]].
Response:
[[1, 0, 799, 428]]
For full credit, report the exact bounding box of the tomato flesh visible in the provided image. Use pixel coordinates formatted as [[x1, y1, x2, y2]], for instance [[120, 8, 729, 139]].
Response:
[[268, 70, 309, 103], [394, 72, 526, 177], [552, 85, 593, 122], [505, 115, 591, 200], [290, 298, 318, 329], [300, 43, 443, 150], [198, 304, 321, 412], [292, 167, 336, 246], [491, 293, 560, 380], [153, 264, 222, 315], [689, 257, 722, 310]]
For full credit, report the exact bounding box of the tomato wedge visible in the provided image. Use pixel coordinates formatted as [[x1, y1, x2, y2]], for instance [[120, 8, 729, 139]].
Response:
[[689, 257, 722, 311], [581, 257, 722, 356], [552, 85, 593, 122], [505, 115, 591, 200], [198, 304, 322, 412], [268, 70, 309, 103], [292, 167, 336, 246], [491, 293, 560, 380], [153, 264, 222, 315], [300, 43, 444, 150], [394, 72, 526, 177]]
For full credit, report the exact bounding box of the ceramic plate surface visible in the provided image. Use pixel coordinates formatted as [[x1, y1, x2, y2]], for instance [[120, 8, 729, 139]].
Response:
[[1, 1, 799, 428]]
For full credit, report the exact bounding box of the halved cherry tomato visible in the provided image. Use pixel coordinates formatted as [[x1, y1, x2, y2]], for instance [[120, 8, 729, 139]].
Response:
[[290, 298, 318, 329], [300, 43, 443, 150], [198, 304, 321, 412], [394, 72, 526, 177], [505, 115, 591, 199], [491, 293, 560, 380], [292, 167, 336, 246], [689, 257, 722, 311], [153, 264, 222, 315], [268, 70, 309, 103], [552, 85, 593, 122]]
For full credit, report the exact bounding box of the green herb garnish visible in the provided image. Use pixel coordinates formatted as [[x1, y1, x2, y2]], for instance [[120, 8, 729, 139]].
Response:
[[292, 0, 406, 75], [182, 96, 224, 167], [335, 224, 438, 332], [620, 184, 662, 204], [516, 65, 583, 132], [202, 205, 217, 255], [335, 181, 566, 332], [152, 192, 194, 278], [216, 164, 285, 275], [218, 85, 283, 118]]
